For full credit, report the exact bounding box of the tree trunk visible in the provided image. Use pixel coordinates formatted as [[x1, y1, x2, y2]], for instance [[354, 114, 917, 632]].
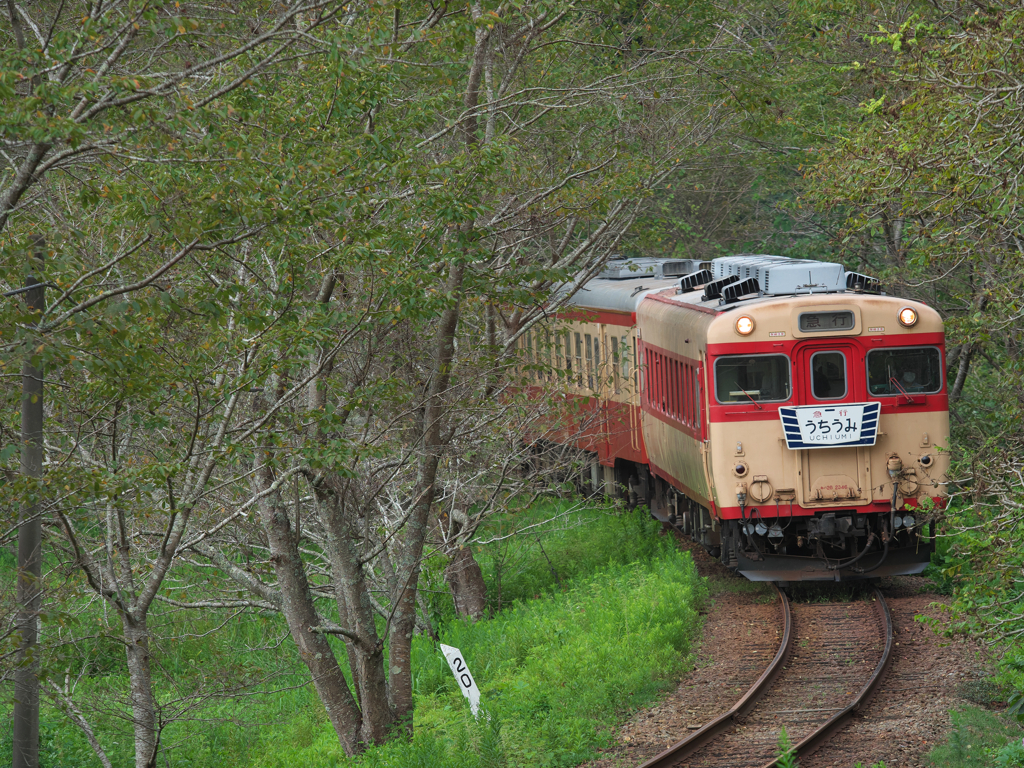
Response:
[[14, 235, 45, 768], [950, 342, 973, 403], [384, 14, 489, 719], [444, 545, 488, 620], [387, 262, 465, 727], [123, 615, 158, 768], [880, 208, 906, 267], [320, 490, 395, 745], [254, 464, 363, 754]]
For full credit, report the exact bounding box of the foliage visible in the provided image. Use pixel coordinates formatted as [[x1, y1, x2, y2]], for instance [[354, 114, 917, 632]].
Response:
[[921, 363, 1024, 644], [317, 545, 703, 768], [0, 597, 325, 767], [926, 707, 1024, 768], [468, 498, 667, 615], [0, 0, 1021, 763], [1, 0, 737, 761], [0, 500, 700, 768], [775, 726, 800, 768]]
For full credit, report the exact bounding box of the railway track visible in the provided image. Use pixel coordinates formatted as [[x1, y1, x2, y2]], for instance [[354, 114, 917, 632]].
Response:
[[639, 586, 893, 768]]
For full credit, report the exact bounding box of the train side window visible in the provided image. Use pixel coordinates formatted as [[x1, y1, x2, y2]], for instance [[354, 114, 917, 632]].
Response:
[[668, 358, 675, 417], [574, 332, 583, 387], [543, 329, 552, 382], [668, 358, 676, 417], [675, 360, 684, 421], [693, 367, 701, 427], [611, 336, 620, 393], [674, 360, 681, 419], [665, 358, 671, 415], [684, 363, 692, 425], [525, 331, 534, 380], [656, 352, 662, 407], [866, 346, 943, 395], [634, 338, 639, 393], [651, 352, 658, 409], [593, 334, 601, 392], [648, 350, 655, 408], [714, 354, 791, 404], [643, 347, 651, 405], [665, 357, 671, 416], [585, 333, 594, 389], [811, 350, 846, 400], [665, 356, 671, 414]]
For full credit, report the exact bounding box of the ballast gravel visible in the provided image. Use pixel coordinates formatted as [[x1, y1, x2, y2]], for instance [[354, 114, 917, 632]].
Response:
[[579, 535, 988, 768]]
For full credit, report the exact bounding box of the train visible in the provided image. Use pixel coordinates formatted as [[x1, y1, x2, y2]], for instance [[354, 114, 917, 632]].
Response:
[[521, 254, 949, 583]]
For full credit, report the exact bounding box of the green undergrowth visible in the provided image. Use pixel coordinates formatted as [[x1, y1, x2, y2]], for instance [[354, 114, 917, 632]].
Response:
[[3, 503, 708, 768], [926, 707, 1024, 767], [252, 536, 706, 767], [0, 608, 324, 767], [423, 498, 673, 623]]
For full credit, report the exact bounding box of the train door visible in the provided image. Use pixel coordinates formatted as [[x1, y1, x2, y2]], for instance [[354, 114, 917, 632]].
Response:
[[794, 342, 870, 506], [597, 326, 612, 461], [697, 354, 714, 503], [627, 331, 641, 453]]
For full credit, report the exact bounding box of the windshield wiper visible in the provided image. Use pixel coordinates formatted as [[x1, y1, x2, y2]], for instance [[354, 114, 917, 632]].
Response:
[[888, 375, 914, 403], [738, 386, 763, 410]]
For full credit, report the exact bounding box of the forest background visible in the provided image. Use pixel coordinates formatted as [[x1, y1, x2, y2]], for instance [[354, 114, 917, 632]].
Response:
[[0, 0, 1022, 766]]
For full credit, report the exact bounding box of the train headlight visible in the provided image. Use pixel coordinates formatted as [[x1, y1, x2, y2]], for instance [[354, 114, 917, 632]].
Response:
[[736, 316, 755, 335], [898, 307, 918, 327]]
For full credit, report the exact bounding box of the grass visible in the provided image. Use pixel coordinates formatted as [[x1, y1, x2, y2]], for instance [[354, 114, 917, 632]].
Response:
[[926, 707, 1024, 768], [437, 498, 675, 617], [2, 501, 708, 768]]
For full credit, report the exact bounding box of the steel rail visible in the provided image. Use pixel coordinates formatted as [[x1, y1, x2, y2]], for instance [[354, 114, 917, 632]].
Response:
[[637, 584, 793, 768], [759, 586, 894, 768]]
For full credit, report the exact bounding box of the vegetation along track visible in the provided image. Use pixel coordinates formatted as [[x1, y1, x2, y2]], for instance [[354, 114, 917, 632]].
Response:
[[639, 586, 893, 768]]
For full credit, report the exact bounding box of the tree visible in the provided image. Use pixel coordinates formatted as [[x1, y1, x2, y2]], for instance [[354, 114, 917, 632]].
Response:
[[182, 0, 738, 753], [1, 3, 368, 765], [2, 0, 739, 764]]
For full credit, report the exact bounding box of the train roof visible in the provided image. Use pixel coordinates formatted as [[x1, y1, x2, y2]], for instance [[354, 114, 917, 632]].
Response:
[[562, 255, 885, 316], [561, 276, 681, 314]]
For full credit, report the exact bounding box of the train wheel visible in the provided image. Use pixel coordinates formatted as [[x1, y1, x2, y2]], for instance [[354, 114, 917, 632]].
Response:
[[721, 522, 740, 570], [627, 475, 639, 509]]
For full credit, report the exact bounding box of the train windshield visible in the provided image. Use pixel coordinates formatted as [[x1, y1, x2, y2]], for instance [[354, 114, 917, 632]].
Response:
[[714, 354, 791, 403], [867, 347, 943, 396], [811, 351, 847, 400]]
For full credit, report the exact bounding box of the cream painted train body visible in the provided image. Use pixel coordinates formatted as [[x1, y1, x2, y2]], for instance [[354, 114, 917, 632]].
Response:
[[535, 255, 948, 582]]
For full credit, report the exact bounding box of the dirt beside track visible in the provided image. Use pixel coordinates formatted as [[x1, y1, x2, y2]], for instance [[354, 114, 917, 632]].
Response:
[[801, 577, 985, 768], [580, 536, 987, 768]]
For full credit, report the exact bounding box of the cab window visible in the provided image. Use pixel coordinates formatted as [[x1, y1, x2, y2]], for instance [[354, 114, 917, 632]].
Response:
[[714, 354, 791, 403], [811, 351, 847, 400], [867, 347, 943, 395]]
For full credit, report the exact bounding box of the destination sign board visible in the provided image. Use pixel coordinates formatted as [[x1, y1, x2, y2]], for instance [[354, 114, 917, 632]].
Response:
[[779, 402, 880, 449]]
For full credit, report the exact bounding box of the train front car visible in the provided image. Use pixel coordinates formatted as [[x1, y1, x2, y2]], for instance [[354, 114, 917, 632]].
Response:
[[639, 256, 949, 582]]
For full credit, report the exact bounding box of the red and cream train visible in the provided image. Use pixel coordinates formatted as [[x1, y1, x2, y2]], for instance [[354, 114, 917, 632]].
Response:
[[524, 255, 949, 582]]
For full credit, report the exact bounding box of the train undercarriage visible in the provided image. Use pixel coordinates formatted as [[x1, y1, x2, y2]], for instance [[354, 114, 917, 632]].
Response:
[[624, 461, 934, 584], [524, 446, 934, 584]]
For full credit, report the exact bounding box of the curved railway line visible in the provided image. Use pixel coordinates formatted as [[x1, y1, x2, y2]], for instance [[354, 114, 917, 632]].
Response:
[[639, 586, 894, 768]]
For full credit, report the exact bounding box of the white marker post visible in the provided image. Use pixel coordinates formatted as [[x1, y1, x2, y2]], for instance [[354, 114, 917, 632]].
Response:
[[439, 644, 482, 718]]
